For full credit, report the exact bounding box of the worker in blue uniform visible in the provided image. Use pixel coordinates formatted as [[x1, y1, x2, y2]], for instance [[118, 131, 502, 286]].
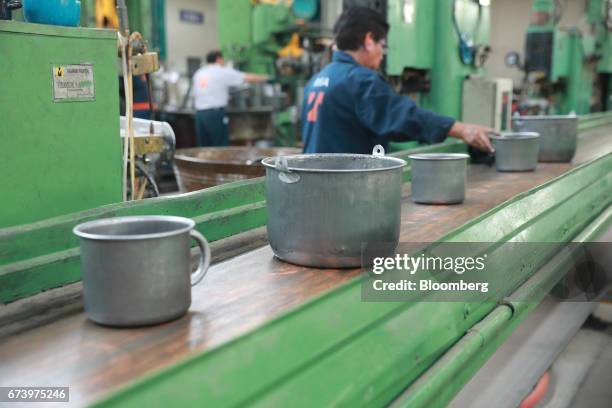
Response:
[[119, 74, 153, 120], [302, 7, 494, 154]]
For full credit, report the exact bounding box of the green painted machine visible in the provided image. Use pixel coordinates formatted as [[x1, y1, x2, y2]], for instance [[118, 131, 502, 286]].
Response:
[[385, 0, 491, 150], [0, 20, 122, 228], [217, 0, 332, 147], [386, 0, 490, 119], [513, 0, 612, 114]]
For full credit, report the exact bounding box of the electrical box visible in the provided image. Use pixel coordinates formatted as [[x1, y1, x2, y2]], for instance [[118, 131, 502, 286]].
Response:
[[0, 21, 122, 228], [462, 77, 513, 132]]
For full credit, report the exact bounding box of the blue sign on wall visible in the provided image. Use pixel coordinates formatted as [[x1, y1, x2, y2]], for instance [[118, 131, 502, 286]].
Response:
[[180, 9, 204, 25]]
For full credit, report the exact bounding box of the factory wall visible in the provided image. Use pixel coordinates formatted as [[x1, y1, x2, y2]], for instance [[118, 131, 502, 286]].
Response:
[[487, 0, 588, 86], [165, 0, 219, 74]]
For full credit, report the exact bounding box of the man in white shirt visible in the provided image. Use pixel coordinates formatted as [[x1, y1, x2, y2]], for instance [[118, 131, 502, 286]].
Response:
[[192, 50, 268, 146]]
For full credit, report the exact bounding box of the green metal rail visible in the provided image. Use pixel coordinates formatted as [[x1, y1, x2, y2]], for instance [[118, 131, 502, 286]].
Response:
[[578, 112, 612, 132], [90, 152, 611, 407], [391, 206, 612, 408], [0, 180, 266, 303]]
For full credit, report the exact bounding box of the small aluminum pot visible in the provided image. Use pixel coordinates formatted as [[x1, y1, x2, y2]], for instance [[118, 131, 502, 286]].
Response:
[[491, 132, 540, 172], [512, 115, 577, 162], [409, 153, 470, 204], [262, 145, 406, 268], [73, 216, 211, 327]]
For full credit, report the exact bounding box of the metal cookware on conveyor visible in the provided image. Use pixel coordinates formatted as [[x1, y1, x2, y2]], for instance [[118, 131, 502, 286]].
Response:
[[262, 145, 407, 268], [174, 146, 300, 191]]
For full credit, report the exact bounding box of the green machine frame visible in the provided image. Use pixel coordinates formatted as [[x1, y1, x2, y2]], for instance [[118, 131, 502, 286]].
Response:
[[217, 0, 299, 75], [387, 0, 490, 119], [0, 21, 122, 228]]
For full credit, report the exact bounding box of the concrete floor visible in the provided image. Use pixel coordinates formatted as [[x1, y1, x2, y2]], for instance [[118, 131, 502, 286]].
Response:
[[541, 317, 612, 408]]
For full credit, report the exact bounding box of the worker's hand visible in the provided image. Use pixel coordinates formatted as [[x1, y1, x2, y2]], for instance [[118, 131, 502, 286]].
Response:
[[448, 122, 495, 153]]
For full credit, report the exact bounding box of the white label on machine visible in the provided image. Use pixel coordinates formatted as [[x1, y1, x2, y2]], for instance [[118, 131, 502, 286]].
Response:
[[52, 64, 95, 102]]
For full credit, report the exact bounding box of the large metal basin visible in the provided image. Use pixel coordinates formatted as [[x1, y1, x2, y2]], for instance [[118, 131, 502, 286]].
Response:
[[409, 153, 470, 204], [262, 151, 407, 268], [512, 115, 577, 162], [174, 147, 300, 191], [491, 132, 540, 172]]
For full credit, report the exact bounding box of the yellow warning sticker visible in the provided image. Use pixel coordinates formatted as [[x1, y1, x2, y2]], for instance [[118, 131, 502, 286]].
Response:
[[55, 66, 64, 77]]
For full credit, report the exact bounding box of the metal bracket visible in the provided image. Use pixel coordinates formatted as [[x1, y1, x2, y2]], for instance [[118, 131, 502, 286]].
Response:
[[131, 52, 159, 75]]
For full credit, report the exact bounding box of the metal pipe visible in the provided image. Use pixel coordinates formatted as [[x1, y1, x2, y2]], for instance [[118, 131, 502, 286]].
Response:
[[119, 33, 129, 201], [390, 306, 512, 408], [116, 0, 130, 36], [390, 205, 612, 408]]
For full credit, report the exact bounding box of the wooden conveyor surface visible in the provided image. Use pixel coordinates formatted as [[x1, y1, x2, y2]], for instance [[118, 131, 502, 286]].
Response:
[[1, 127, 611, 406]]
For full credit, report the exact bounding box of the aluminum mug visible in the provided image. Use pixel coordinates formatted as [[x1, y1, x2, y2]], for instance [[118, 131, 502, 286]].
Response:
[[490, 132, 540, 172], [74, 216, 210, 327], [409, 153, 470, 204]]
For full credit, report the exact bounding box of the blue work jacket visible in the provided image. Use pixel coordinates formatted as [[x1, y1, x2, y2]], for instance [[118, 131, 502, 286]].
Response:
[[302, 51, 455, 154]]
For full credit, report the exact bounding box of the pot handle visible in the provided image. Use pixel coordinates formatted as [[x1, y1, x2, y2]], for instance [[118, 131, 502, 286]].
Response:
[[372, 145, 385, 156], [275, 156, 300, 184], [189, 229, 211, 286]]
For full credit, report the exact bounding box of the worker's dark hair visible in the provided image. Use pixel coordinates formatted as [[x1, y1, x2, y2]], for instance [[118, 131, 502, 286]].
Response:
[[333, 7, 389, 51], [206, 50, 223, 63]]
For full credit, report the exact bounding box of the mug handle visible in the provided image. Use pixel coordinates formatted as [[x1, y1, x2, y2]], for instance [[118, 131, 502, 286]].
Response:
[[190, 229, 211, 286]]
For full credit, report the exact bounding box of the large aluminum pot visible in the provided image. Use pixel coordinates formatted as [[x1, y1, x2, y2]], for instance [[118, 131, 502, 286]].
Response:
[[262, 146, 406, 268], [512, 115, 578, 162], [74, 216, 210, 327], [491, 132, 540, 172], [409, 153, 470, 204]]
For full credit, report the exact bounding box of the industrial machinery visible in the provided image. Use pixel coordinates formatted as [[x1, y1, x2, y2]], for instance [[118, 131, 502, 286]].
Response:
[[336, 0, 496, 151], [507, 0, 612, 115], [0, 0, 163, 229], [217, 0, 336, 147], [0, 19, 123, 228], [225, 82, 292, 145], [218, 0, 333, 82], [119, 117, 176, 198], [217, 0, 495, 147], [357, 0, 493, 120]]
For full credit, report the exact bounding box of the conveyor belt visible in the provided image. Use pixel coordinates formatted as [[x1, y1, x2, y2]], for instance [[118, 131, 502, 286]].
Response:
[[1, 127, 611, 406]]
